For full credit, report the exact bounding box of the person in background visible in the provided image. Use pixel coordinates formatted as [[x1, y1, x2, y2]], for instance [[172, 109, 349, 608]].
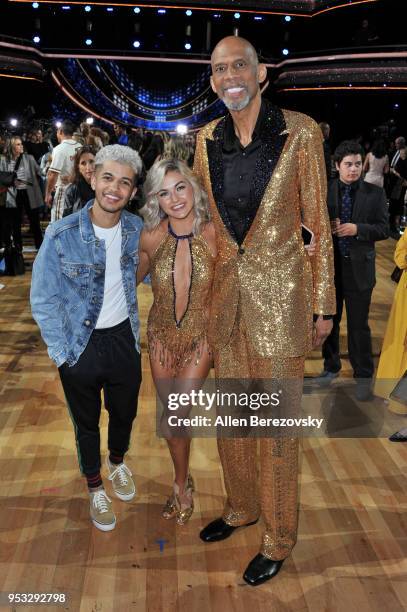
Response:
[[363, 139, 389, 188], [24, 127, 51, 165], [375, 229, 407, 441], [389, 146, 407, 237], [142, 134, 164, 171], [315, 140, 389, 399], [46, 120, 81, 221], [0, 136, 44, 251], [63, 146, 95, 217], [113, 124, 128, 146], [319, 122, 332, 181]]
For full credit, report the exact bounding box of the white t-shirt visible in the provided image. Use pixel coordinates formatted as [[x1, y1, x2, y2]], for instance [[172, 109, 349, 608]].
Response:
[[93, 221, 129, 329], [49, 139, 81, 187]]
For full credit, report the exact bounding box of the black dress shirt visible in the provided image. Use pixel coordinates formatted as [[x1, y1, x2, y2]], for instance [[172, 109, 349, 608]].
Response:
[[222, 101, 267, 245]]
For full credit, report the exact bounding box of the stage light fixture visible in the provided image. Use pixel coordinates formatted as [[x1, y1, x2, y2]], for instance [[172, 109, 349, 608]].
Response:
[[285, 16, 292, 22], [254, 16, 263, 21], [394, 103, 400, 108], [213, 14, 221, 19], [84, 5, 91, 12], [32, 2, 39, 8], [133, 40, 141, 48], [62, 5, 71, 10], [106, 7, 114, 12], [10, 119, 18, 127], [55, 121, 62, 128], [86, 117, 94, 125], [134, 7, 141, 13], [186, 10, 192, 16], [234, 13, 241, 19], [33, 35, 40, 43], [176, 124, 188, 135], [185, 43, 192, 50], [85, 38, 92, 46], [282, 48, 289, 55], [158, 9, 166, 14]]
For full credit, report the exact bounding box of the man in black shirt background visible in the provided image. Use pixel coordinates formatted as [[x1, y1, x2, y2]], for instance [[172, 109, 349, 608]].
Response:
[[315, 140, 389, 399]]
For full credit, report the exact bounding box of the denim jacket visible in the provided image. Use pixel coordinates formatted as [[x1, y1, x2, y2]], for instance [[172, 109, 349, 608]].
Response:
[[30, 201, 142, 367]]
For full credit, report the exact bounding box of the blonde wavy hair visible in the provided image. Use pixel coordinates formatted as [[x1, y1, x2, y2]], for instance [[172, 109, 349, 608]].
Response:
[[141, 158, 210, 236]]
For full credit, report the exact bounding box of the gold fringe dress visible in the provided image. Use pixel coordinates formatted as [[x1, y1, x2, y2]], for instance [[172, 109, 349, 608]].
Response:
[[147, 225, 215, 375]]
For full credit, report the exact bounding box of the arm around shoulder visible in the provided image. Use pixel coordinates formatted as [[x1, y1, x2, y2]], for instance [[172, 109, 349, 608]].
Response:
[[136, 228, 151, 285]]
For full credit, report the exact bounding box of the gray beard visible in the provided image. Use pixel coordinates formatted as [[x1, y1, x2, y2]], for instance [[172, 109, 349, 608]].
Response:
[[222, 93, 251, 112]]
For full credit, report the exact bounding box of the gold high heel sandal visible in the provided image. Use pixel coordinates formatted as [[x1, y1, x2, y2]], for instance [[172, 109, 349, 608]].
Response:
[[162, 474, 194, 523]]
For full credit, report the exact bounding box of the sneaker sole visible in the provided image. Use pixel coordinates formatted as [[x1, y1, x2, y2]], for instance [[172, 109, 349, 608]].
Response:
[[112, 490, 136, 502], [92, 517, 116, 531]]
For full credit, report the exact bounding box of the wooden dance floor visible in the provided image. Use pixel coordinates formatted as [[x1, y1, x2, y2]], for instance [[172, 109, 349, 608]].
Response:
[[0, 238, 406, 611]]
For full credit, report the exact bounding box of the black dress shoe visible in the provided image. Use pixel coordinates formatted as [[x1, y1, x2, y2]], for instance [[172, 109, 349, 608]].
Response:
[[389, 430, 407, 442], [243, 554, 284, 586], [199, 517, 258, 543]]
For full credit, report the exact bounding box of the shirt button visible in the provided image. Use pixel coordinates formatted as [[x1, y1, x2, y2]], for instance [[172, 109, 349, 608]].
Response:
[[238, 197, 242, 203], [242, 152, 246, 157], [238, 247, 245, 255], [84, 320, 91, 326], [239, 175, 244, 180]]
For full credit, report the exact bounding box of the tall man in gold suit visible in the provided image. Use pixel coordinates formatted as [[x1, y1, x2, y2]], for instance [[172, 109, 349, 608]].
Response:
[[193, 36, 336, 586]]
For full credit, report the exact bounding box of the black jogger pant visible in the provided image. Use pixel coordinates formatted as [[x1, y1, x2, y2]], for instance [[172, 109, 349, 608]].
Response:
[[59, 318, 142, 476]]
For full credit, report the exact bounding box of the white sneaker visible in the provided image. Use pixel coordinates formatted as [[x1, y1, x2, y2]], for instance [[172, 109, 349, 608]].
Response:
[[89, 489, 116, 531], [106, 458, 136, 501]]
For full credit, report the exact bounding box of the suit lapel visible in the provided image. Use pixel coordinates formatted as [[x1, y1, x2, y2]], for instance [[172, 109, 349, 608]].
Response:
[[206, 117, 238, 242], [251, 102, 288, 206], [206, 101, 289, 245]]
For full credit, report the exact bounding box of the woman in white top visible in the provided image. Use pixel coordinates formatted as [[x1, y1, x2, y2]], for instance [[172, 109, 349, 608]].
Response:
[[363, 139, 389, 188]]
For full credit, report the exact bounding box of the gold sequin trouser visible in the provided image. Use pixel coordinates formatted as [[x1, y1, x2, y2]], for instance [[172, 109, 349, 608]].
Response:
[[214, 313, 305, 561]]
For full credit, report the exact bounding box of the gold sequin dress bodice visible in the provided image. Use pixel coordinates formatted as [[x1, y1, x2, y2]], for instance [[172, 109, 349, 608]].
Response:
[[147, 230, 215, 373]]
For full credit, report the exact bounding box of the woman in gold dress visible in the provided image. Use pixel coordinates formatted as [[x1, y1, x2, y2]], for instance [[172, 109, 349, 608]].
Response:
[[137, 159, 216, 523], [375, 229, 407, 440]]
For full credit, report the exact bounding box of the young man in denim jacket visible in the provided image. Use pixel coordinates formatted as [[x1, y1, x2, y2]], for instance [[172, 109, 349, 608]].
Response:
[[31, 145, 143, 531]]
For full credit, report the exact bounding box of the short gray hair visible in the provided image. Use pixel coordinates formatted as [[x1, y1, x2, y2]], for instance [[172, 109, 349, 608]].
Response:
[[141, 158, 210, 235], [94, 144, 142, 178]]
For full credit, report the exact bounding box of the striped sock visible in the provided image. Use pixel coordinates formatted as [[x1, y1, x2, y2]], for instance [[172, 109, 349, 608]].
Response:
[[86, 472, 103, 491], [109, 452, 124, 465]]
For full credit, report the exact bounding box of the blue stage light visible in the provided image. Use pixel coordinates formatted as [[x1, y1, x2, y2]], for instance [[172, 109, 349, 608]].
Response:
[[158, 9, 166, 14], [62, 6, 71, 10], [33, 35, 40, 43], [134, 7, 141, 13], [84, 5, 91, 12], [282, 48, 289, 56], [85, 38, 92, 46], [285, 15, 292, 22], [254, 16, 263, 21], [106, 7, 114, 12], [213, 14, 221, 19], [186, 10, 192, 16], [234, 13, 240, 19], [185, 43, 192, 50], [133, 40, 141, 48], [32, 2, 39, 8]]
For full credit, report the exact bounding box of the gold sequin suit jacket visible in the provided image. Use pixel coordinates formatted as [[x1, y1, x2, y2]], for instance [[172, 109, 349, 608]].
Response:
[[193, 102, 336, 356]]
